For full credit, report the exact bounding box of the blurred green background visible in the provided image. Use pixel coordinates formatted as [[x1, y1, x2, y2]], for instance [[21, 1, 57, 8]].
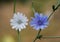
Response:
[[0, 0, 60, 42]]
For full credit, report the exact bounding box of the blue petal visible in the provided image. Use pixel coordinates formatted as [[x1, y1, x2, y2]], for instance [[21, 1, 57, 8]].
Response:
[[31, 17, 39, 22], [39, 26, 45, 29], [43, 22, 49, 25], [40, 15, 48, 22], [33, 25, 40, 30], [34, 12, 41, 19], [30, 22, 35, 26], [34, 12, 39, 17]]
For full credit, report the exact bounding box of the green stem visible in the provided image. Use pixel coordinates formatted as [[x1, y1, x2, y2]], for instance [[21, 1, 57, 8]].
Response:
[[17, 30, 20, 42], [32, 1, 35, 13], [37, 29, 41, 35], [48, 4, 60, 20], [33, 37, 37, 42], [14, 0, 16, 13], [47, 11, 54, 21], [42, 36, 60, 39], [33, 29, 41, 42]]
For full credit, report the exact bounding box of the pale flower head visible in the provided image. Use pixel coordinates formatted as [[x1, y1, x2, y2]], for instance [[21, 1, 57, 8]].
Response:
[[10, 12, 28, 31]]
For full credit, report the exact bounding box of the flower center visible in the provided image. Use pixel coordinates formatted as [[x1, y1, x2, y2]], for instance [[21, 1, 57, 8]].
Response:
[[17, 20, 23, 24], [38, 20, 43, 25]]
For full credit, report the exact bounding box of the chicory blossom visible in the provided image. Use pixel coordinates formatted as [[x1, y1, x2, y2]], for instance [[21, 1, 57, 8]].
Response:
[[30, 12, 49, 30], [10, 12, 28, 31]]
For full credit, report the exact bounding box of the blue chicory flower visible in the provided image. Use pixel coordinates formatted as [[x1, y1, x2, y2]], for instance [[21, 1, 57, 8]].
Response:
[[30, 12, 49, 30]]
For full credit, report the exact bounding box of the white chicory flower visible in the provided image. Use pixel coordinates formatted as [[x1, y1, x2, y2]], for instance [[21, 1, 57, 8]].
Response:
[[10, 12, 28, 31]]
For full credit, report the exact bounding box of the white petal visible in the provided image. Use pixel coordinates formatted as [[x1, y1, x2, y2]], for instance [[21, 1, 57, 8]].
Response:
[[15, 28, 18, 30], [24, 23, 28, 25], [23, 25, 26, 29], [10, 22, 18, 26], [12, 25, 18, 29], [10, 19, 14, 22], [22, 24, 26, 28], [12, 26, 15, 29], [13, 14, 17, 18], [19, 25, 24, 29], [19, 29, 21, 31]]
